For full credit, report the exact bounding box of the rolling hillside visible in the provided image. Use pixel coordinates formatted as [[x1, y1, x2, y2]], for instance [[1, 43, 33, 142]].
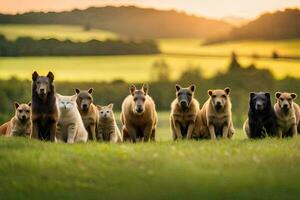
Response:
[[0, 6, 232, 39], [206, 8, 300, 44]]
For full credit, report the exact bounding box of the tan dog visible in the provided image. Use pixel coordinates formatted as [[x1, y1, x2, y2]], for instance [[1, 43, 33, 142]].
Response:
[[274, 92, 300, 138], [121, 84, 157, 142], [0, 102, 31, 137], [75, 88, 99, 141], [197, 88, 234, 139], [97, 104, 122, 143], [170, 84, 199, 140]]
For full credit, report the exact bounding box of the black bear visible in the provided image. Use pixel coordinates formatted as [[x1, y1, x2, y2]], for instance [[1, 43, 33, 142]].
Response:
[[243, 92, 277, 138]]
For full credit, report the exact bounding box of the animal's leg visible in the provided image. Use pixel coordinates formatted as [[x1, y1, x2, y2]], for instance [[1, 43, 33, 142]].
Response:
[[186, 122, 195, 139], [208, 124, 216, 140], [67, 123, 77, 144]]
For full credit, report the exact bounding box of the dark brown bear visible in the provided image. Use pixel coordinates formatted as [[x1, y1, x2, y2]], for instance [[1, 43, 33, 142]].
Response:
[[31, 71, 58, 141]]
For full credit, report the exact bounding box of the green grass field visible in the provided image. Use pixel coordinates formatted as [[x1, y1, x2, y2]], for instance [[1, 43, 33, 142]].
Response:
[[0, 134, 299, 199], [0, 24, 119, 42]]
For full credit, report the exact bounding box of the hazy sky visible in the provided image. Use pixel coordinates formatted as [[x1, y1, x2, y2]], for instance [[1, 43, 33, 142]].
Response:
[[0, 0, 299, 19]]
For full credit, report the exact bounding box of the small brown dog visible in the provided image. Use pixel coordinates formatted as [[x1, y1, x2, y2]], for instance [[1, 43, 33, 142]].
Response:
[[197, 88, 234, 139], [75, 88, 99, 141], [170, 84, 199, 140], [121, 84, 157, 142], [274, 92, 300, 138], [0, 102, 31, 137]]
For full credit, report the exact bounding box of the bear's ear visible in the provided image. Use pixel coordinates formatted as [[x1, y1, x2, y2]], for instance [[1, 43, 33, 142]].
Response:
[[189, 84, 196, 92], [32, 71, 39, 81], [108, 103, 114, 109], [47, 71, 54, 82], [14, 102, 20, 109], [142, 84, 149, 95], [224, 87, 231, 95], [75, 88, 80, 94], [28, 102, 32, 107], [96, 105, 102, 110], [250, 92, 256, 99], [130, 84, 136, 95], [275, 92, 281, 99], [265, 92, 270, 99], [208, 90, 213, 96], [175, 84, 181, 92], [291, 93, 297, 100], [88, 88, 93, 94]]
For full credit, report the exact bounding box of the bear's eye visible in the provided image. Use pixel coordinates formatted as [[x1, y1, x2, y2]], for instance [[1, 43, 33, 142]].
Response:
[[212, 95, 216, 98], [26, 110, 30, 113], [178, 92, 182, 96], [106, 111, 109, 113], [222, 95, 226, 98], [133, 97, 138, 101], [100, 111, 103, 114], [88, 97, 92, 100], [280, 98, 284, 101], [187, 93, 192, 96]]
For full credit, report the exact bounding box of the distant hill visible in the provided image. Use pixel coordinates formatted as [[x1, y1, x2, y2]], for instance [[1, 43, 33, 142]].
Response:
[[0, 6, 232, 39], [206, 9, 300, 44]]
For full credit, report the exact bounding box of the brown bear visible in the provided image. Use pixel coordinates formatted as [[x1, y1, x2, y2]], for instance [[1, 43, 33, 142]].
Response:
[[274, 92, 300, 138], [121, 84, 157, 142], [75, 88, 99, 141], [31, 71, 58, 141], [196, 88, 234, 139], [170, 84, 199, 140], [0, 102, 31, 137]]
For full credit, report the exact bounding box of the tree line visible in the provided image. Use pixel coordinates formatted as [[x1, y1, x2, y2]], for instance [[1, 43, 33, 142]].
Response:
[[0, 54, 299, 127], [0, 35, 160, 56]]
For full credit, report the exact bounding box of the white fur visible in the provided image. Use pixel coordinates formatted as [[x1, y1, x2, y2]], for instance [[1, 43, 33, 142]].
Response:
[[56, 94, 88, 143]]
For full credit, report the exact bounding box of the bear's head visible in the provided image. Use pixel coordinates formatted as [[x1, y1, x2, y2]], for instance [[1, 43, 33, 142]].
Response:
[[208, 87, 231, 112], [32, 71, 55, 99], [250, 92, 271, 112], [175, 84, 196, 111], [275, 92, 297, 113], [75, 88, 94, 112]]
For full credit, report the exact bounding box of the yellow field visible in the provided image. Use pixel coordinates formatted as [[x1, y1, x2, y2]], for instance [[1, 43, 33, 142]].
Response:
[[0, 24, 119, 41], [159, 38, 300, 56], [0, 55, 300, 82], [0, 24, 300, 81]]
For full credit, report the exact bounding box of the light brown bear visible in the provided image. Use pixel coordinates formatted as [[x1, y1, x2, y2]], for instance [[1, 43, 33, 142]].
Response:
[[75, 88, 99, 141], [170, 84, 199, 140], [197, 88, 234, 139], [97, 104, 122, 143], [121, 84, 157, 142], [0, 102, 31, 137], [274, 92, 300, 138]]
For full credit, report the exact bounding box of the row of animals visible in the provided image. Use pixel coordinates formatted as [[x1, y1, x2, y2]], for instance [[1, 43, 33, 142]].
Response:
[[0, 71, 299, 142]]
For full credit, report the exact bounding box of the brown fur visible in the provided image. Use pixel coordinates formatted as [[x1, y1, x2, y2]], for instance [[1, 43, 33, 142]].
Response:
[[75, 88, 99, 141], [121, 84, 157, 142], [274, 92, 300, 138], [170, 84, 199, 140], [31, 71, 58, 141], [196, 88, 234, 139], [0, 102, 31, 137]]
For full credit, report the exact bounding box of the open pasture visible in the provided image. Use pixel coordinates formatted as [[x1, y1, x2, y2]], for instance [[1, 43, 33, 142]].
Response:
[[0, 55, 300, 82], [0, 24, 119, 41], [0, 135, 299, 199]]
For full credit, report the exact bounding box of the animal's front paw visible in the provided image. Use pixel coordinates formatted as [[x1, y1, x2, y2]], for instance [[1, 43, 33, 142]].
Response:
[[67, 139, 74, 144]]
